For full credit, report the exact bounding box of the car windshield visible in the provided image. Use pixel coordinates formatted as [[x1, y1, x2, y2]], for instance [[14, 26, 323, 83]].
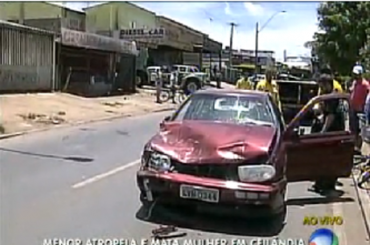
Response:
[[174, 93, 275, 126]]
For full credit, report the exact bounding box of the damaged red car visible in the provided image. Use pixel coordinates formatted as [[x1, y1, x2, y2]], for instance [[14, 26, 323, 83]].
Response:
[[137, 89, 354, 222]]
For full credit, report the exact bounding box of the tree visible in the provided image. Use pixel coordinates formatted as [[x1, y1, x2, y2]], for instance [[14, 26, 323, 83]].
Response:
[[312, 2, 370, 74]]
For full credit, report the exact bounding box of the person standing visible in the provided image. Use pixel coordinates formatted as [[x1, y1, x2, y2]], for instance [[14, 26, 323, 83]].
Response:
[[313, 73, 346, 192], [236, 71, 253, 90], [349, 65, 369, 154], [256, 69, 282, 111]]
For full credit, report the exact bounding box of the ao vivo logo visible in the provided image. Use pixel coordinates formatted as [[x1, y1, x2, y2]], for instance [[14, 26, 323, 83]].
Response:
[[303, 215, 344, 226]]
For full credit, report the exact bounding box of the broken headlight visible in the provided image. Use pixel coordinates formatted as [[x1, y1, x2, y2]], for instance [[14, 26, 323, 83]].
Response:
[[238, 165, 275, 183], [148, 152, 172, 172]]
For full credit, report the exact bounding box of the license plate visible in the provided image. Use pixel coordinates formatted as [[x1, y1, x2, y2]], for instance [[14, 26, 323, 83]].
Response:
[[180, 185, 219, 203]]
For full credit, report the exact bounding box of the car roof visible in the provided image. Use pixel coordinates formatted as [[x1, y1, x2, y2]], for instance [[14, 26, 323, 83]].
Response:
[[194, 88, 269, 98]]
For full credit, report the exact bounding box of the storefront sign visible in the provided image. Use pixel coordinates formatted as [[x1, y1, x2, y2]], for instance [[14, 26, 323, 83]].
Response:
[[119, 28, 165, 38], [61, 28, 138, 55]]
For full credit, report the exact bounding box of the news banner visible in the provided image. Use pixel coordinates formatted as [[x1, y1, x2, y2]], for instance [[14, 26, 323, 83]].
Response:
[[43, 214, 344, 245], [42, 238, 306, 245]]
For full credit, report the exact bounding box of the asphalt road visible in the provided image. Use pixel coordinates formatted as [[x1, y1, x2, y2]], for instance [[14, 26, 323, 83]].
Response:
[[1, 111, 369, 245]]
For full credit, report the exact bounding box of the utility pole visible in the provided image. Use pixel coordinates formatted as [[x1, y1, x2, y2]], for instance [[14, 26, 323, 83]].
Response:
[[228, 22, 237, 80], [254, 22, 259, 74]]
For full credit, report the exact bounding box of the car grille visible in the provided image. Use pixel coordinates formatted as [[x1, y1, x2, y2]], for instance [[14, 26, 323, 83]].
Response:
[[172, 161, 239, 181]]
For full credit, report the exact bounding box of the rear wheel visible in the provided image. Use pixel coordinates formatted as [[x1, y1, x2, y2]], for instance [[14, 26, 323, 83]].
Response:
[[183, 78, 200, 95]]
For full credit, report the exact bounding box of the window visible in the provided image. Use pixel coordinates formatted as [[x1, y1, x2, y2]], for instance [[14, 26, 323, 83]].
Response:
[[130, 21, 136, 28], [173, 93, 275, 126]]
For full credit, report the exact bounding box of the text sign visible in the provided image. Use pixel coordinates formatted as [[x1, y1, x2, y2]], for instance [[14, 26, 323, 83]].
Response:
[[120, 28, 165, 38], [61, 28, 137, 55]]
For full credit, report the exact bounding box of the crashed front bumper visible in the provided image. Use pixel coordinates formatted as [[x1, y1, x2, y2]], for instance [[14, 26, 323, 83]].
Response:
[[136, 170, 286, 217]]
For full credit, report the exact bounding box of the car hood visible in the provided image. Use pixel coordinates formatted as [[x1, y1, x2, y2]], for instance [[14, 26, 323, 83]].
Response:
[[149, 121, 277, 164]]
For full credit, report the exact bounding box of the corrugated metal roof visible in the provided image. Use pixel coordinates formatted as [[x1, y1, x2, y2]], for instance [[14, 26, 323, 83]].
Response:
[[0, 20, 55, 35]]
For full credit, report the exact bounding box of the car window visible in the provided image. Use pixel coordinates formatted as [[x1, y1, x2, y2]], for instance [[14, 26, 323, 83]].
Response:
[[178, 66, 187, 72], [192, 67, 199, 72], [173, 94, 275, 126]]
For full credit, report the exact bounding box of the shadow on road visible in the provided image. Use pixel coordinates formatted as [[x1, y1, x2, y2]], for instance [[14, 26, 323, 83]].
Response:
[[0, 147, 94, 163], [136, 205, 285, 237], [286, 196, 354, 206]]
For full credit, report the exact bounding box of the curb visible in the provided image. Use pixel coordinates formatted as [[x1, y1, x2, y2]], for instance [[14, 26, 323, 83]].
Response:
[[352, 172, 370, 238], [0, 107, 175, 141]]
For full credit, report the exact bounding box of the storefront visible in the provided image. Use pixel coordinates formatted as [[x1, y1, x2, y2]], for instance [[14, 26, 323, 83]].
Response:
[[58, 28, 138, 95]]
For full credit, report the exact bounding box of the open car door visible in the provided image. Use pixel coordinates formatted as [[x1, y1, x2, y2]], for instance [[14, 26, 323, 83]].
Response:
[[284, 93, 355, 182]]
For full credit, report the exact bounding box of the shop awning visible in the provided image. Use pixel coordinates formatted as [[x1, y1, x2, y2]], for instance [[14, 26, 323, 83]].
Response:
[[60, 28, 138, 55]]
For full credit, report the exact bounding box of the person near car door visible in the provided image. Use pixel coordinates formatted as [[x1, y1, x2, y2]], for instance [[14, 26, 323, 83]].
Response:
[[349, 65, 369, 154], [317, 67, 343, 94], [256, 69, 282, 111], [312, 73, 346, 192]]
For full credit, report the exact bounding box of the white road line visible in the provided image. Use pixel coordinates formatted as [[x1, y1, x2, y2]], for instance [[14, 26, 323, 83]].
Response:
[[71, 159, 140, 189]]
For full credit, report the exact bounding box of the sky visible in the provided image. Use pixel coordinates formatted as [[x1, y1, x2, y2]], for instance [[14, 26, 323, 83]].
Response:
[[57, 1, 320, 61]]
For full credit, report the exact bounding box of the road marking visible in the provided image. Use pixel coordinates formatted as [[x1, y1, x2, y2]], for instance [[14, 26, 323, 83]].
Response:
[[71, 159, 140, 189]]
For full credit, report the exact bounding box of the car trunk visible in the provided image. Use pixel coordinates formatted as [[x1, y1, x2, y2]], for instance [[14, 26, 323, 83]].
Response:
[[277, 80, 318, 123]]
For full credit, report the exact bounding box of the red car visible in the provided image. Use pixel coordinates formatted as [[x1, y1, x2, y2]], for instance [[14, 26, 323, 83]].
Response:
[[137, 89, 354, 222]]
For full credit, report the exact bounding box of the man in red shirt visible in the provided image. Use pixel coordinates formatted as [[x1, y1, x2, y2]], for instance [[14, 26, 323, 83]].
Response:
[[349, 65, 369, 153]]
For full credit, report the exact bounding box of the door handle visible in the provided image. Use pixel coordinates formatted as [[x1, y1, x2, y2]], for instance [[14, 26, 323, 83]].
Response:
[[341, 139, 353, 143]]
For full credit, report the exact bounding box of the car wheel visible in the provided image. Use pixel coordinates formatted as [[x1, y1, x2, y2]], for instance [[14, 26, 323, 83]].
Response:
[[183, 78, 200, 95]]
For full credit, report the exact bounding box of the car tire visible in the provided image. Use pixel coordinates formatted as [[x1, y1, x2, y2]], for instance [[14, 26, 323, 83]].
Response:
[[269, 190, 287, 227], [183, 78, 200, 95]]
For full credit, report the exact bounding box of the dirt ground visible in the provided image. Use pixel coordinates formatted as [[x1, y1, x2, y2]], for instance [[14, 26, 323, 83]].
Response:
[[0, 90, 175, 135]]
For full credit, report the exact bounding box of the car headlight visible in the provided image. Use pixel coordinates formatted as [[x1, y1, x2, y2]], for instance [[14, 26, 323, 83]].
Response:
[[148, 152, 172, 172], [238, 165, 275, 183]]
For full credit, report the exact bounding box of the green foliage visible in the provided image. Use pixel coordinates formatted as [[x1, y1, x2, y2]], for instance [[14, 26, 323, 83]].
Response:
[[312, 2, 370, 75]]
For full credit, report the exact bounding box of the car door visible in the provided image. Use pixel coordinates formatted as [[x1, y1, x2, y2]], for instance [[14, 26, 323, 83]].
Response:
[[283, 93, 355, 182]]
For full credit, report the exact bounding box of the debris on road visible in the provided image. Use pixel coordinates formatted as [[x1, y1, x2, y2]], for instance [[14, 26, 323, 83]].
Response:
[[152, 225, 187, 240]]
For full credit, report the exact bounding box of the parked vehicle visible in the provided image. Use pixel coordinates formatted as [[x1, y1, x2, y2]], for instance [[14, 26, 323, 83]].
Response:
[[172, 65, 208, 94], [136, 89, 354, 223], [146, 66, 162, 86]]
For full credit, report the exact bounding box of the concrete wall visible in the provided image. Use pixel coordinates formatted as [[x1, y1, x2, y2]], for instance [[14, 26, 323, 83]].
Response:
[[0, 2, 62, 20], [0, 2, 86, 32], [85, 2, 157, 32], [0, 23, 55, 92]]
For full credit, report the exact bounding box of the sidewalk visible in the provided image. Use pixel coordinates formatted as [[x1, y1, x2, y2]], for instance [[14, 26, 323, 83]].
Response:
[[356, 143, 370, 233], [0, 89, 176, 138]]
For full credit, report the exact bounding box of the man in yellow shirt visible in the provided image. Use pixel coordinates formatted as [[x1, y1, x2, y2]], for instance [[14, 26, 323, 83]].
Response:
[[236, 73, 253, 90], [256, 69, 282, 110], [318, 67, 343, 94]]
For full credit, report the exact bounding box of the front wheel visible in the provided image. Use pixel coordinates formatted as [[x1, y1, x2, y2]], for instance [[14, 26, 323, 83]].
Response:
[[159, 90, 171, 103]]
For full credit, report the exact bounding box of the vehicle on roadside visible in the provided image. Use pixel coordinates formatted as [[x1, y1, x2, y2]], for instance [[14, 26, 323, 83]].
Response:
[[172, 65, 208, 94], [146, 66, 162, 86], [136, 89, 354, 224]]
